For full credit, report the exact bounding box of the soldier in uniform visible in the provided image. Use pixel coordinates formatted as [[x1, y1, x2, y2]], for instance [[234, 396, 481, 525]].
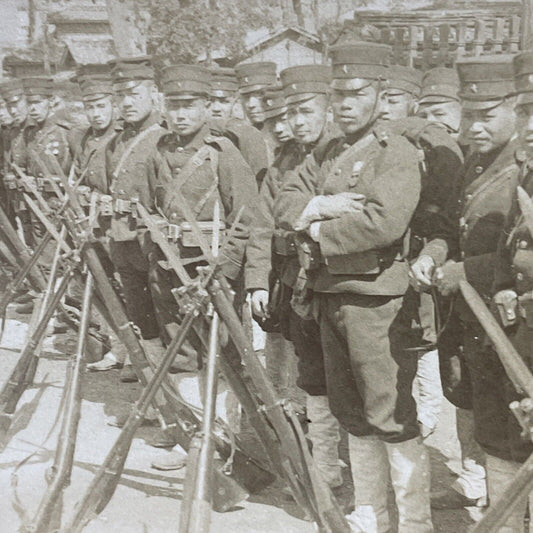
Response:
[[209, 67, 269, 186], [417, 67, 462, 141], [412, 67, 488, 510], [246, 64, 347, 492], [261, 86, 294, 157], [431, 56, 519, 512], [235, 61, 277, 132], [148, 64, 257, 469], [475, 50, 533, 532], [275, 42, 432, 532], [105, 56, 166, 382], [380, 64, 422, 121]]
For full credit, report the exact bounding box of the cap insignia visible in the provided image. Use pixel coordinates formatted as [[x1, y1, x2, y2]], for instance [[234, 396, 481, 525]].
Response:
[[468, 83, 478, 94], [342, 65, 349, 74], [244, 76, 249, 83], [291, 84, 297, 90], [265, 99, 273, 107], [528, 74, 533, 84]]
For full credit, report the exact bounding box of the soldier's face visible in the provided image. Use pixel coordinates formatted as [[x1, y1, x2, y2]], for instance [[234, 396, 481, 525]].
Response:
[[7, 96, 28, 126], [241, 90, 265, 125], [462, 100, 516, 153], [417, 101, 462, 139], [116, 82, 154, 124], [0, 100, 13, 127], [265, 112, 293, 145], [515, 103, 533, 155], [84, 96, 113, 131], [165, 97, 208, 137], [209, 95, 235, 120], [27, 96, 50, 123], [331, 85, 384, 134], [287, 95, 328, 145], [380, 91, 416, 121]]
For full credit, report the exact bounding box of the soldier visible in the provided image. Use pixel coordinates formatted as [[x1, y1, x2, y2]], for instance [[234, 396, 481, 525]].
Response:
[[64, 64, 126, 373], [261, 86, 293, 157], [235, 61, 277, 132], [478, 50, 533, 531], [209, 67, 269, 186], [412, 66, 488, 510], [105, 56, 166, 382], [431, 55, 519, 511], [246, 64, 347, 492], [417, 67, 462, 141], [275, 42, 432, 532], [148, 64, 257, 469], [380, 64, 422, 121]]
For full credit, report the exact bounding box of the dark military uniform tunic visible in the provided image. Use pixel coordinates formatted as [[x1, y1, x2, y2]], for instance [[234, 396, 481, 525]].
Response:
[[477, 158, 533, 463], [276, 125, 422, 441], [151, 123, 257, 347], [105, 111, 166, 339]]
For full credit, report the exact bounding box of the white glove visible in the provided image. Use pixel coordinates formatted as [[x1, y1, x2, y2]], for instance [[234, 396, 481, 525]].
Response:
[[251, 289, 269, 318]]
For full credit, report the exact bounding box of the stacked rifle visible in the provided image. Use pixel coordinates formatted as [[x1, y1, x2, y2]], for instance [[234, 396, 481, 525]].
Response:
[[0, 154, 352, 533]]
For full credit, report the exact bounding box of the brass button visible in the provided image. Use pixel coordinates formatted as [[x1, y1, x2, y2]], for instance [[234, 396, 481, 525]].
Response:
[[517, 272, 524, 281], [177, 146, 184, 152], [466, 194, 473, 201], [519, 240, 528, 249], [334, 169, 341, 176], [475, 166, 483, 174]]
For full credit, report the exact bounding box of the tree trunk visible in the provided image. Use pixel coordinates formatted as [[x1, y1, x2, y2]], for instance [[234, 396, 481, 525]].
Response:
[[280, 0, 297, 27], [105, 0, 151, 57]]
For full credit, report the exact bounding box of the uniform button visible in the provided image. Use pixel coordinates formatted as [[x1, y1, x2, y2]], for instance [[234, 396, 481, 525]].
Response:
[[519, 240, 528, 249], [517, 272, 524, 281], [466, 194, 473, 201], [334, 169, 341, 176], [119, 189, 125, 195], [475, 166, 483, 174], [460, 251, 465, 259], [177, 146, 184, 152], [89, 171, 94, 176]]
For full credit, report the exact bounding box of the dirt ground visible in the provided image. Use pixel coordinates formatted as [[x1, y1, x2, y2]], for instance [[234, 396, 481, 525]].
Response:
[[0, 313, 481, 533]]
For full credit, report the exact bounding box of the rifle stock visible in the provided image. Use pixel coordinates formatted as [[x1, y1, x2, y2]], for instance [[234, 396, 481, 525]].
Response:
[[25, 273, 93, 533]]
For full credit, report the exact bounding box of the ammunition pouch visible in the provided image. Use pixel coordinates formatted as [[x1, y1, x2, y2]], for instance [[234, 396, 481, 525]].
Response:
[[272, 231, 297, 257], [35, 175, 62, 193], [519, 292, 533, 329], [494, 290, 518, 328], [295, 234, 321, 271], [114, 197, 138, 217], [4, 173, 17, 190]]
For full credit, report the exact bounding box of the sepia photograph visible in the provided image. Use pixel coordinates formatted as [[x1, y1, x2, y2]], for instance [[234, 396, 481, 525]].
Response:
[[0, 0, 531, 532]]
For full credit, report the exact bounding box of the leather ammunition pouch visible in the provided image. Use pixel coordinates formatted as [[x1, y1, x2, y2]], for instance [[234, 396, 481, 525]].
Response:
[[157, 219, 226, 248], [4, 173, 17, 190], [114, 197, 138, 217], [494, 290, 518, 328], [273, 231, 297, 257]]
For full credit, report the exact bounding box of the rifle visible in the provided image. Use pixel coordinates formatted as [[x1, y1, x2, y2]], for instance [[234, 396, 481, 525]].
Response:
[[180, 204, 221, 533], [24, 271, 93, 533], [137, 200, 350, 532]]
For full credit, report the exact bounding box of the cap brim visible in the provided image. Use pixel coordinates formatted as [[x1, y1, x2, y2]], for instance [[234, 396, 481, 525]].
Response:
[[82, 93, 113, 102], [239, 84, 269, 95], [331, 78, 374, 91], [418, 95, 459, 105], [210, 89, 237, 98], [460, 97, 505, 110], [264, 106, 287, 120], [286, 93, 325, 106], [517, 92, 533, 106], [165, 92, 207, 100]]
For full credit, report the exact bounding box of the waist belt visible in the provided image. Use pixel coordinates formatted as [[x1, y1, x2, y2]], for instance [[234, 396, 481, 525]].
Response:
[[157, 219, 226, 247], [518, 292, 533, 327]]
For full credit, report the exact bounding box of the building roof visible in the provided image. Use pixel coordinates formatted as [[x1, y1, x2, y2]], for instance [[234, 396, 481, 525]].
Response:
[[60, 35, 115, 65], [47, 6, 110, 25]]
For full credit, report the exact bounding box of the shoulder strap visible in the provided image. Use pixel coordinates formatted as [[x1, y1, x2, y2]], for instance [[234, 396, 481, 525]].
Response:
[[110, 123, 161, 193]]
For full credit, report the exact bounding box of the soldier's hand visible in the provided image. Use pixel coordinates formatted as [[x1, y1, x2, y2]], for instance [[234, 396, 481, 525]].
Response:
[[434, 260, 466, 296], [409, 255, 435, 291], [251, 290, 269, 318], [295, 192, 366, 231]]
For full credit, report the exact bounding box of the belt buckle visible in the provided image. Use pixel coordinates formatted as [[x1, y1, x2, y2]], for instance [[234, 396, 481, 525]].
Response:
[[99, 195, 113, 216], [167, 223, 180, 242], [130, 197, 138, 219], [115, 198, 131, 214]]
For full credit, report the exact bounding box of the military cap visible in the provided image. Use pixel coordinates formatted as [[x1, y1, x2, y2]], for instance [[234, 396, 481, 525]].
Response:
[[22, 76, 54, 97], [456, 54, 515, 110], [418, 67, 460, 104], [77, 63, 112, 80], [109, 55, 154, 90], [386, 65, 422, 96], [263, 87, 287, 120], [280, 64, 331, 105], [0, 79, 24, 103], [330, 41, 391, 91], [235, 62, 277, 94], [513, 50, 533, 105], [162, 64, 211, 99], [210, 67, 238, 97]]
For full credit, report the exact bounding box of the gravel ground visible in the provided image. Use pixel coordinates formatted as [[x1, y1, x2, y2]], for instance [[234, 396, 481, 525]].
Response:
[[0, 313, 481, 533]]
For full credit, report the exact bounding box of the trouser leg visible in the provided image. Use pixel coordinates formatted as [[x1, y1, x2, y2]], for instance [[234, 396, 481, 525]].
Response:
[[485, 454, 530, 533], [346, 434, 391, 533], [453, 407, 487, 500], [385, 437, 433, 533], [306, 394, 341, 488], [413, 348, 443, 435]]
